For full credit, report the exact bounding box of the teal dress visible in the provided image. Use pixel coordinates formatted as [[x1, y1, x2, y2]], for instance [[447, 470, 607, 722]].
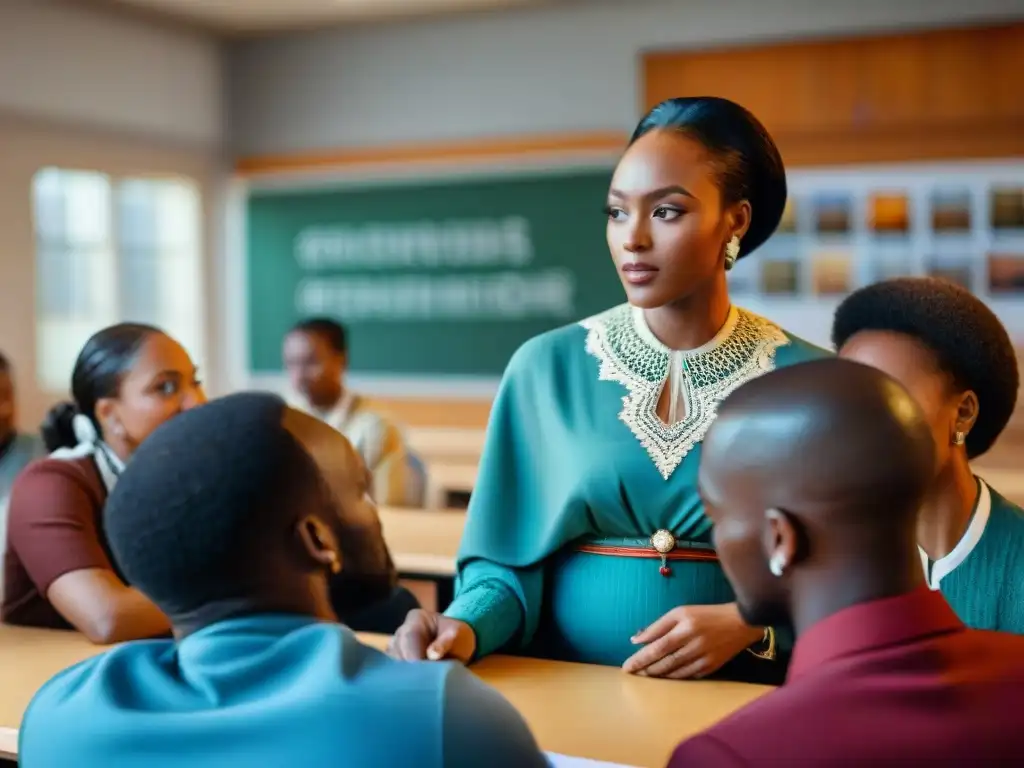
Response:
[[20, 615, 547, 767], [445, 304, 828, 679], [924, 480, 1024, 634]]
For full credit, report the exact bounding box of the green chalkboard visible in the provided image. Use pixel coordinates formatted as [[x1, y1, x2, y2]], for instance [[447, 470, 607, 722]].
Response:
[[246, 167, 625, 376]]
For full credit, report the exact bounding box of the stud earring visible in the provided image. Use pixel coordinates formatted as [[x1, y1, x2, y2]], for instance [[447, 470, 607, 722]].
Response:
[[769, 553, 787, 578], [953, 431, 966, 446], [327, 551, 342, 574], [724, 236, 741, 271]]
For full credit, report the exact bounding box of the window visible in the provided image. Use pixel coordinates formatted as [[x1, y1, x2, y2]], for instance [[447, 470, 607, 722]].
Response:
[[32, 169, 203, 392]]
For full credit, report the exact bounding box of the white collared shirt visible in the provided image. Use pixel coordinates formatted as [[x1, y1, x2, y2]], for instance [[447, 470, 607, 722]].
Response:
[[920, 479, 992, 590]]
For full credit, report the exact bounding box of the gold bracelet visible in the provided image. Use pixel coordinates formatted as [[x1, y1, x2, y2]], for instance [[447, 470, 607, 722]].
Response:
[[746, 626, 777, 661]]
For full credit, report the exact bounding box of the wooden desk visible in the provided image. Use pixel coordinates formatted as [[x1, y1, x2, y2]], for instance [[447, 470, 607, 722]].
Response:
[[378, 507, 464, 576], [424, 462, 478, 509], [378, 507, 465, 611], [0, 626, 770, 767]]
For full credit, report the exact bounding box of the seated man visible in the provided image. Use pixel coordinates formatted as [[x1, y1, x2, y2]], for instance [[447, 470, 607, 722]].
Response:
[[284, 318, 425, 507], [668, 359, 1024, 767], [0, 352, 45, 591], [20, 393, 546, 768]]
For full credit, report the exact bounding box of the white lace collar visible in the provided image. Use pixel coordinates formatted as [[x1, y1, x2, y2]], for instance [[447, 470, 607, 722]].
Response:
[[581, 304, 789, 479]]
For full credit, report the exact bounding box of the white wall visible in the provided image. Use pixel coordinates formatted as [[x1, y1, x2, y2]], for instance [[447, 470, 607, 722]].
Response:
[[228, 0, 1024, 155], [0, 0, 223, 146]]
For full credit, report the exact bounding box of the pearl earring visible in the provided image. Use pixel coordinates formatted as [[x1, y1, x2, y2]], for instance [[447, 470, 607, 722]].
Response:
[[769, 553, 787, 578], [724, 236, 741, 271]]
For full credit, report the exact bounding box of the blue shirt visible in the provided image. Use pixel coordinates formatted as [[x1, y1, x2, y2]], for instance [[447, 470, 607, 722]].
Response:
[[20, 615, 547, 768]]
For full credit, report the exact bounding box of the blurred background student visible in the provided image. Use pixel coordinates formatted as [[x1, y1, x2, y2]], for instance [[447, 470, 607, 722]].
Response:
[[284, 318, 427, 508], [0, 350, 46, 596], [2, 324, 203, 642]]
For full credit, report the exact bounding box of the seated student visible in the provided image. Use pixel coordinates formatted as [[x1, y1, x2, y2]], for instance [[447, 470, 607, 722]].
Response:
[[667, 359, 1024, 767], [19, 393, 548, 768], [283, 317, 424, 507], [2, 323, 202, 641], [0, 352, 46, 584], [834, 277, 1024, 633]]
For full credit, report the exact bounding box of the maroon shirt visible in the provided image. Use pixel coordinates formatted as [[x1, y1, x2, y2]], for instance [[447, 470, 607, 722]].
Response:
[[668, 588, 1024, 766], [2, 455, 113, 629]]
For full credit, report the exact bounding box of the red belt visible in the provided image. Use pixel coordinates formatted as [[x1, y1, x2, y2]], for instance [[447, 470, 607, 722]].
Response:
[[575, 529, 718, 576]]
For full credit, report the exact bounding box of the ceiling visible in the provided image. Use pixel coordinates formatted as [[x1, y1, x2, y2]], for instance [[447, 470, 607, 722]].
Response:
[[92, 0, 559, 34]]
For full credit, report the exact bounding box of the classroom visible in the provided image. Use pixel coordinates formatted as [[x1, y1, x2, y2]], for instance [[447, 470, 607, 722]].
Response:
[[2, 0, 1024, 766]]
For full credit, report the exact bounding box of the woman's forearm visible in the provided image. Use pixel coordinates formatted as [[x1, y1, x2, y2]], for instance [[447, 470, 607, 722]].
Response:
[[445, 578, 524, 660]]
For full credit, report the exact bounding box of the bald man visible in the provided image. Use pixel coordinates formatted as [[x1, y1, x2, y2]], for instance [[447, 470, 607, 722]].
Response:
[[668, 359, 1024, 767]]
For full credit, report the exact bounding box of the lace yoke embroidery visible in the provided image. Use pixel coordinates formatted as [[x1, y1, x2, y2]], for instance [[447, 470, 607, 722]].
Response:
[[580, 304, 789, 479]]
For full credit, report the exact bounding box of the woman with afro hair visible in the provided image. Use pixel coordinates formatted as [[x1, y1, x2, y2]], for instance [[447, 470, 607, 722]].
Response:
[[834, 276, 1024, 634]]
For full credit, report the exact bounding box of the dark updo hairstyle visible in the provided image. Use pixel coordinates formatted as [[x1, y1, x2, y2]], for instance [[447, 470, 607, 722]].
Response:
[[832, 277, 1019, 460], [629, 96, 787, 259], [41, 323, 162, 452]]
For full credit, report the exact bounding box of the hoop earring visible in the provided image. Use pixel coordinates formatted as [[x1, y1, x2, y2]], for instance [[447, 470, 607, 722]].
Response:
[[953, 431, 966, 446], [724, 236, 740, 271]]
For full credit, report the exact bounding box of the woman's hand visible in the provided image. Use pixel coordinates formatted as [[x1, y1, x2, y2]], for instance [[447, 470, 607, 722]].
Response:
[[387, 609, 477, 663], [622, 602, 763, 679]]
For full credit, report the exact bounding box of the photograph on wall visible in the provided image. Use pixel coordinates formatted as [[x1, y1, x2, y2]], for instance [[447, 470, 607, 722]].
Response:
[[761, 260, 800, 295], [812, 191, 852, 235], [776, 198, 798, 234], [931, 188, 973, 233], [868, 190, 911, 235], [870, 250, 915, 283], [991, 187, 1024, 231], [925, 253, 974, 291], [725, 253, 757, 295], [988, 252, 1024, 294], [811, 250, 853, 295]]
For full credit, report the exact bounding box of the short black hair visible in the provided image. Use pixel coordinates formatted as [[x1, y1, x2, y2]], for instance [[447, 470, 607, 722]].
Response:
[[103, 392, 325, 617], [41, 322, 162, 451], [0, 351, 9, 373], [630, 96, 786, 259], [291, 317, 347, 354], [832, 277, 1019, 459]]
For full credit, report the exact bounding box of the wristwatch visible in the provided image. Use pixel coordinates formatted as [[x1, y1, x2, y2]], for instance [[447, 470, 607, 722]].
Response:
[[746, 626, 777, 661]]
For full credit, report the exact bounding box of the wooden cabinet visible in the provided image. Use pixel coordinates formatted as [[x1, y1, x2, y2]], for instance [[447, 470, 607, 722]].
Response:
[[643, 24, 1024, 166]]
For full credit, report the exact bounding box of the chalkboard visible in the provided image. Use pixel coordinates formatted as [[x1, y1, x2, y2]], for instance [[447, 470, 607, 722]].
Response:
[[246, 168, 625, 376]]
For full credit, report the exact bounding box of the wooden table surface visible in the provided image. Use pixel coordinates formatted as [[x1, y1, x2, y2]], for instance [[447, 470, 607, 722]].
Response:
[[0, 626, 770, 767]]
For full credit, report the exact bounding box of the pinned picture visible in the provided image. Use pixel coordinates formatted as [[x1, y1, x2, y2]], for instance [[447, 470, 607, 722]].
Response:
[[988, 252, 1024, 294], [931, 189, 972, 233], [925, 254, 974, 291], [871, 250, 915, 282], [725, 251, 757, 295], [776, 198, 798, 234], [991, 187, 1024, 231], [761, 260, 800, 295], [811, 250, 853, 295], [869, 191, 910, 235], [812, 192, 852, 235]]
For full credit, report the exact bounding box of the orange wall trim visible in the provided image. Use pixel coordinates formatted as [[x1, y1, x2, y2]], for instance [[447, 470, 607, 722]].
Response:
[[235, 131, 628, 175]]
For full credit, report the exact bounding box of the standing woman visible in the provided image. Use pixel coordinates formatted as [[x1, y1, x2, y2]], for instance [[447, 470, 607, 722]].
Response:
[[2, 323, 205, 642], [834, 277, 1024, 634], [391, 97, 828, 682]]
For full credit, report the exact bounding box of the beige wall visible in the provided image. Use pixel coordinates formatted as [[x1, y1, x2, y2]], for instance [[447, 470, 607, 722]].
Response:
[[0, 116, 224, 433], [0, 1, 226, 434], [1, 0, 223, 145]]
